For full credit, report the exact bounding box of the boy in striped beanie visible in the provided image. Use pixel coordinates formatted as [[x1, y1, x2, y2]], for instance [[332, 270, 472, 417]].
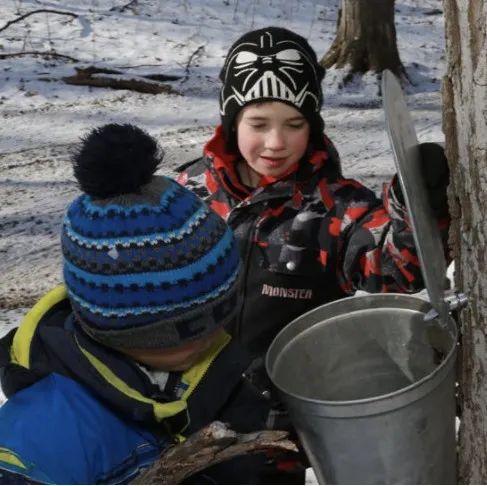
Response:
[[63, 124, 241, 362], [0, 124, 277, 484]]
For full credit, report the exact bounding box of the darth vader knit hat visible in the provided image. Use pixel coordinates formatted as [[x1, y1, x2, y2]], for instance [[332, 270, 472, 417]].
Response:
[[219, 26, 326, 152], [62, 123, 241, 350]]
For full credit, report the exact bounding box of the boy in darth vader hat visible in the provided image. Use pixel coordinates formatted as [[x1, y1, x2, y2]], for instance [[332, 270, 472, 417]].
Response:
[[178, 26, 450, 359]]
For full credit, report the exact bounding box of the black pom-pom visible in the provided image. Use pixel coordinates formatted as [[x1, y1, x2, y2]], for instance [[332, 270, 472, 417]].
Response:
[[73, 123, 162, 198]]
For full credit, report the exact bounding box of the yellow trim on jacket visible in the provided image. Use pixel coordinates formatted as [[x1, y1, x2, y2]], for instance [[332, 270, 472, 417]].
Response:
[[77, 331, 231, 423], [9, 285, 232, 424], [0, 447, 27, 470], [11, 285, 67, 368]]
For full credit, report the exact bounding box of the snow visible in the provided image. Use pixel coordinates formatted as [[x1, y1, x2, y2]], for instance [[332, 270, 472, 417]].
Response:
[[0, 0, 446, 455]]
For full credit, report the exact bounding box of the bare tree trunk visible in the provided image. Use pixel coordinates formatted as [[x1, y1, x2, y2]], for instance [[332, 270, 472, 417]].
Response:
[[321, 0, 405, 79], [442, 0, 487, 482]]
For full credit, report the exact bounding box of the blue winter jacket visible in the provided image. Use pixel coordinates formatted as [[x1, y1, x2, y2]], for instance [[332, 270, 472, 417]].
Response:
[[0, 286, 271, 484]]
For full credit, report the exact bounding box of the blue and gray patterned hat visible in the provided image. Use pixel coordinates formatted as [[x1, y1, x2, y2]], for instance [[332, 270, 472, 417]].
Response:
[[61, 124, 241, 350]]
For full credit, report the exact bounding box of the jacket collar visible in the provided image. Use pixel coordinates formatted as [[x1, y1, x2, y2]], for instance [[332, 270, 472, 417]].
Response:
[[203, 125, 331, 200], [6, 285, 232, 433]]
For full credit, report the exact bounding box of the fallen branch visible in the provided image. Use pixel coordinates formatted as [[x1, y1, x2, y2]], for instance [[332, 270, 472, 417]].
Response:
[[0, 9, 78, 34], [63, 66, 180, 95], [130, 421, 298, 484], [0, 51, 80, 62], [70, 65, 180, 82], [115, 63, 173, 69]]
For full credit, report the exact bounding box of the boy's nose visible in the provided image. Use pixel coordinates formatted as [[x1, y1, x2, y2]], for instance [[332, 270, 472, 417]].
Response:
[[265, 129, 286, 150]]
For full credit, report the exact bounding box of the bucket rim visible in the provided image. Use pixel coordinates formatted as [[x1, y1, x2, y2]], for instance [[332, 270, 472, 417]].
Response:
[[265, 293, 458, 408]]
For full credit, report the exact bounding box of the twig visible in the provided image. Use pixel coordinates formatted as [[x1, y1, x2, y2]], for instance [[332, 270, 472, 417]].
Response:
[[0, 50, 79, 62], [0, 9, 78, 34], [115, 63, 171, 69], [307, 0, 317, 39], [233, 0, 240, 21], [130, 421, 298, 484], [182, 45, 205, 81]]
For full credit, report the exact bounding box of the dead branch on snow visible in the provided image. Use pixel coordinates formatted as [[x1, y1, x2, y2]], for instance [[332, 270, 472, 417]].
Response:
[[63, 66, 180, 95], [0, 9, 78, 34]]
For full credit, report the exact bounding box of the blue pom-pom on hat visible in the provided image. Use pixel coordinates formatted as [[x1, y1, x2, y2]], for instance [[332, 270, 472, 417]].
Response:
[[62, 124, 241, 349]]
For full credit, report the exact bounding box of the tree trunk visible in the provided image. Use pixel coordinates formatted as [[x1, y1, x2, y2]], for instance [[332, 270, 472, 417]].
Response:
[[321, 0, 405, 79], [442, 0, 487, 482]]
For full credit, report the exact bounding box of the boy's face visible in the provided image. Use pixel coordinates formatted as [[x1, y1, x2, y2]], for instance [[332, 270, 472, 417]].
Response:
[[236, 101, 310, 183], [121, 328, 224, 371]]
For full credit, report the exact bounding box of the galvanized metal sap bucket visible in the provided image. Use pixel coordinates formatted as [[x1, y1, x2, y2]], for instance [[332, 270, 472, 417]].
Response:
[[266, 295, 457, 484], [265, 72, 464, 484]]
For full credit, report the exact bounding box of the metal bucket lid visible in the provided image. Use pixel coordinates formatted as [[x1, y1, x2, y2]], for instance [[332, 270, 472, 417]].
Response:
[[382, 70, 449, 326]]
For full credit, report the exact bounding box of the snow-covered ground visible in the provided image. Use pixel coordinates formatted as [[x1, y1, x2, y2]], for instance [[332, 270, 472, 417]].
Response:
[[1, 0, 445, 433]]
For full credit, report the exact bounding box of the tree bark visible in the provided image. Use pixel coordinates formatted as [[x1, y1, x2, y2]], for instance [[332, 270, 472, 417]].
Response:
[[442, 0, 487, 482], [321, 0, 405, 79]]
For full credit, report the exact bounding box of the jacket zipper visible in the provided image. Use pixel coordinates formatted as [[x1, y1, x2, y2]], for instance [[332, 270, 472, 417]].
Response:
[[229, 205, 260, 343]]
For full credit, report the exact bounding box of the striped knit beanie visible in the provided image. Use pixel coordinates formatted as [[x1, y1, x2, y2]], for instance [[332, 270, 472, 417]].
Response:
[[61, 124, 241, 350]]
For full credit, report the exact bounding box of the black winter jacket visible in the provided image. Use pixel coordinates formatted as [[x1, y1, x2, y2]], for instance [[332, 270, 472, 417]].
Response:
[[177, 126, 425, 357]]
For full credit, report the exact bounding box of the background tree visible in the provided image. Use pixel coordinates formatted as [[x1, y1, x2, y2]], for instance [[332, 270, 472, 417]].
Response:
[[442, 0, 487, 482], [321, 0, 405, 80]]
